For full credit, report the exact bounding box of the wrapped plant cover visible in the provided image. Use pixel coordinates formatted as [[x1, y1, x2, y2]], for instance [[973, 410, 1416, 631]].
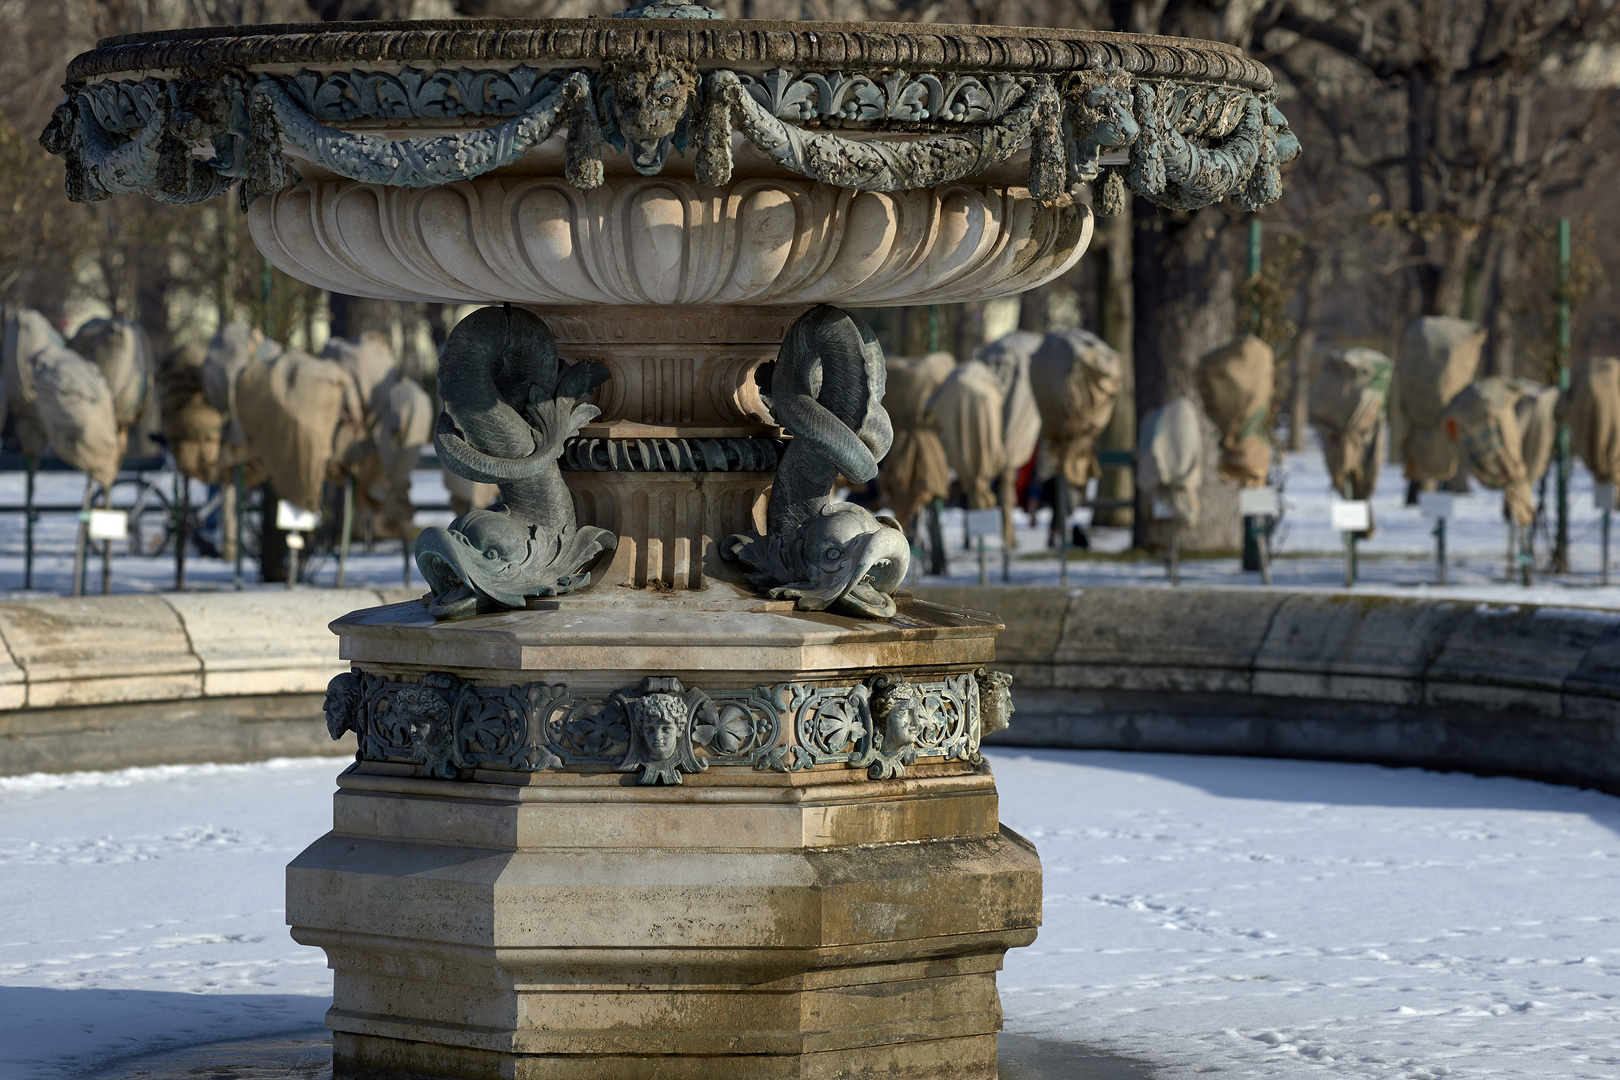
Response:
[[1310, 347, 1392, 501], [1196, 333, 1273, 488], [1397, 316, 1485, 482], [30, 344, 120, 490], [1443, 376, 1535, 526], [975, 330, 1044, 475], [1136, 396, 1204, 528], [237, 348, 349, 512], [1569, 357, 1620, 485], [2, 310, 63, 459], [879, 351, 954, 527], [1029, 328, 1122, 488], [926, 359, 1005, 509], [67, 318, 151, 436], [156, 342, 223, 484]]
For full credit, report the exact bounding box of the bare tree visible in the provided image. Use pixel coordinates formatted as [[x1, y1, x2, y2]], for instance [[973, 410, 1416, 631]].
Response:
[[1259, 0, 1620, 321]]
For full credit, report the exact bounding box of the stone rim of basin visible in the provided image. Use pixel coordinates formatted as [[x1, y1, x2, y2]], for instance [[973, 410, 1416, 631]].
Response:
[[68, 20, 1274, 91], [46, 16, 1298, 219]]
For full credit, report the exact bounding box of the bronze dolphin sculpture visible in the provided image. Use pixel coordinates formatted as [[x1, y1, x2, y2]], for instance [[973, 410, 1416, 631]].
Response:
[[724, 305, 910, 619], [414, 306, 615, 619]]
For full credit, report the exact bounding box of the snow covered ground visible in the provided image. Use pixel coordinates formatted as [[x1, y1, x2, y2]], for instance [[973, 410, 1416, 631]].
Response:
[[917, 435, 1620, 607], [0, 760, 339, 1080], [996, 750, 1620, 1080], [0, 470, 457, 598], [3, 751, 1617, 1079], [4, 433, 1618, 605]]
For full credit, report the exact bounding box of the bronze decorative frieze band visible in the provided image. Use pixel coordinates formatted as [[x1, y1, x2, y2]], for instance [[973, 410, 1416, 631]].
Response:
[[45, 27, 1297, 213], [322, 666, 1015, 785], [79, 67, 1038, 132]]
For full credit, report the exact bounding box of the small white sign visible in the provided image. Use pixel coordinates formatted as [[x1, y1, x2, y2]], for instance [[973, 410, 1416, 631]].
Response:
[[1419, 492, 1455, 520], [965, 508, 1002, 539], [86, 509, 128, 541], [1239, 486, 1279, 516], [276, 500, 319, 532], [285, 532, 306, 550], [1331, 500, 1371, 533], [1151, 496, 1176, 521], [1597, 483, 1616, 512]]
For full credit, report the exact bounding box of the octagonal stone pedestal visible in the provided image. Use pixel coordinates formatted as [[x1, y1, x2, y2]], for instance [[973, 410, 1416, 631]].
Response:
[[295, 595, 1039, 1079]]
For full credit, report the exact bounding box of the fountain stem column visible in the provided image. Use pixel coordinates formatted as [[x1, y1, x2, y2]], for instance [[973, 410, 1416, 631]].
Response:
[[542, 304, 798, 592]]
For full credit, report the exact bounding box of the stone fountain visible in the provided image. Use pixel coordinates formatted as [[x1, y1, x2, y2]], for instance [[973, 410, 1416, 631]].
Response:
[[47, 9, 1294, 1077]]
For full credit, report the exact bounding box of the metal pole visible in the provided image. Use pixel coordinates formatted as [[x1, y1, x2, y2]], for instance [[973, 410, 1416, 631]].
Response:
[[71, 477, 92, 597], [1555, 217, 1572, 573], [402, 537, 410, 589], [337, 474, 355, 588], [1436, 518, 1447, 586], [927, 498, 946, 577], [1257, 522, 1272, 586], [1168, 520, 1180, 586], [1342, 482, 1356, 588], [23, 455, 35, 590], [99, 487, 111, 595], [1604, 509, 1612, 587], [1056, 476, 1069, 588], [175, 471, 187, 591], [1247, 219, 1262, 333], [977, 536, 987, 586], [286, 533, 299, 590], [233, 465, 246, 590], [1521, 521, 1534, 587], [1506, 517, 1516, 582]]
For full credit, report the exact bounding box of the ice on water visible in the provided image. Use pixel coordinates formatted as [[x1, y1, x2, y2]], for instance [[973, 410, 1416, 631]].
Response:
[[3, 751, 1618, 1079]]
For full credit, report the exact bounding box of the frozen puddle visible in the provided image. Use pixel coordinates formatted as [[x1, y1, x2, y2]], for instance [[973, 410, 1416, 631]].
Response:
[[2, 752, 1617, 1079]]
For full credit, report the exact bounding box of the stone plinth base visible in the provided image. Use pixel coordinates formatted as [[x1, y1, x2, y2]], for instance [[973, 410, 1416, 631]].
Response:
[[300, 596, 1038, 1079], [291, 766, 1038, 1080]]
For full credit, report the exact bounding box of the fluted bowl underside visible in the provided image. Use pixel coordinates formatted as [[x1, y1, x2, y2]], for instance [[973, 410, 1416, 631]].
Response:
[[249, 175, 1091, 306]]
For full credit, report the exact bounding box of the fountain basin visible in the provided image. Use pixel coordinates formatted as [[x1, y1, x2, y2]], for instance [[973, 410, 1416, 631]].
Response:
[[44, 14, 1297, 1078]]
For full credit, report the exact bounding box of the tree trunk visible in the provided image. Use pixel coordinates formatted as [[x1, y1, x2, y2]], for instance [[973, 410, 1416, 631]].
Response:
[[1406, 71, 1441, 315], [1487, 233, 1520, 379], [328, 295, 397, 342], [1434, 220, 1482, 318], [1094, 196, 1135, 527], [132, 233, 174, 362], [953, 301, 983, 360], [1131, 202, 1239, 553]]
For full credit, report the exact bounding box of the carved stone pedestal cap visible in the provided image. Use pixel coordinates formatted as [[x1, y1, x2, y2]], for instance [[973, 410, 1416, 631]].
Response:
[[327, 595, 1003, 779]]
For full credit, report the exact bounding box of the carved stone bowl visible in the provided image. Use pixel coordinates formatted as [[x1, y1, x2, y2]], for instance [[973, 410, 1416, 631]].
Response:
[[249, 175, 1090, 306], [51, 17, 1294, 307]]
